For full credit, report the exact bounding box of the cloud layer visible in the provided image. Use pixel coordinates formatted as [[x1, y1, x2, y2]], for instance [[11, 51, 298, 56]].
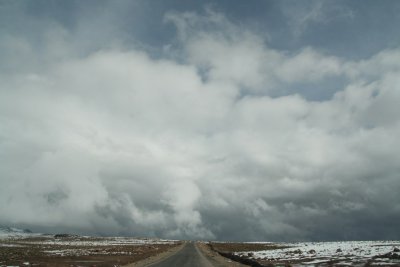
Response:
[[1, 4, 400, 241]]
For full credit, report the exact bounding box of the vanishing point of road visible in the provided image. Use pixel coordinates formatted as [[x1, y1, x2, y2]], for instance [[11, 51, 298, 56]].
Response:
[[148, 241, 216, 267]]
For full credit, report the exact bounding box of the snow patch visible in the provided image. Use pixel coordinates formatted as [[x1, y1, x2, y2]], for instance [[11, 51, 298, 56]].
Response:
[[235, 241, 400, 266]]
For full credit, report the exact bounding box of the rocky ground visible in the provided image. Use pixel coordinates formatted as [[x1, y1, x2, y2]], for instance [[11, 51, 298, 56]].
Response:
[[210, 241, 400, 266]]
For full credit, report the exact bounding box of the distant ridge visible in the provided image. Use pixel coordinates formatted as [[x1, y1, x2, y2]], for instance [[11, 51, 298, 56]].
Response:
[[0, 226, 40, 238]]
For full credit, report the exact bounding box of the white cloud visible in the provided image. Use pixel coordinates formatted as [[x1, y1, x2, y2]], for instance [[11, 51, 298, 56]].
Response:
[[276, 47, 342, 83], [166, 11, 344, 94], [0, 8, 400, 241]]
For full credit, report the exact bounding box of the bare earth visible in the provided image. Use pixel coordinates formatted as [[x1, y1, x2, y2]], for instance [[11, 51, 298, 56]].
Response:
[[0, 235, 182, 267]]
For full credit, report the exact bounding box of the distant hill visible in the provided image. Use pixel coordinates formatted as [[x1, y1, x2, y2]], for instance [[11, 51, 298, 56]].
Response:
[[0, 226, 40, 239]]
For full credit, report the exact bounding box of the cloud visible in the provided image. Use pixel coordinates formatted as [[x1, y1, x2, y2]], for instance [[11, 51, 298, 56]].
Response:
[[0, 6, 399, 241], [166, 10, 344, 95]]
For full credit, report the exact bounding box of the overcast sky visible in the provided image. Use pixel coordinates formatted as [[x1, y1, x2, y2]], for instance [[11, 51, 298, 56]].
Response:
[[1, 0, 400, 241]]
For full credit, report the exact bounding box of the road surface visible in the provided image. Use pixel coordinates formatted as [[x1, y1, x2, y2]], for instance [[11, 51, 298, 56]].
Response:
[[148, 242, 214, 267]]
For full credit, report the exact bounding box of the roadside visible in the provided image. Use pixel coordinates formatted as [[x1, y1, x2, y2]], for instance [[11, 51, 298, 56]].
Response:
[[196, 242, 248, 267]]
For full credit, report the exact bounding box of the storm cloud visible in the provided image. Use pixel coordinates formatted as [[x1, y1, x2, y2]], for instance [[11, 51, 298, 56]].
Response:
[[1, 1, 400, 241]]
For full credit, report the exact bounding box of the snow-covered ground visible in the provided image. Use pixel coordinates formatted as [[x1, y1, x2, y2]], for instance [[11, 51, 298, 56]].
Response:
[[37, 237, 177, 256], [16, 236, 177, 246], [0, 226, 179, 258], [0, 231, 181, 266], [235, 241, 400, 266], [0, 226, 176, 246], [43, 248, 136, 257]]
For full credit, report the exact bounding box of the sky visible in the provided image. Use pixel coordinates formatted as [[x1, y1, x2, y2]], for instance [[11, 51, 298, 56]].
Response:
[[1, 0, 400, 242]]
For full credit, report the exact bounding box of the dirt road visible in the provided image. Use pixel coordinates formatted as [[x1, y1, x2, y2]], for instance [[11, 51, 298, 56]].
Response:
[[147, 242, 214, 267], [127, 241, 247, 267]]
